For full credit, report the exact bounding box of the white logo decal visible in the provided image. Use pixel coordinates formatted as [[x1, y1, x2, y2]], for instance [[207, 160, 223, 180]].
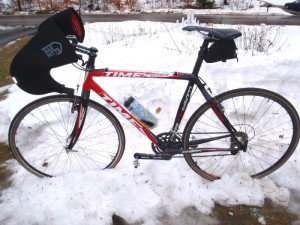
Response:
[[144, 73, 170, 78], [42, 42, 62, 58]]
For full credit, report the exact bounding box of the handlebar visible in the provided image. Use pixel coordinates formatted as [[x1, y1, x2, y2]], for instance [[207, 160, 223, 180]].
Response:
[[67, 35, 98, 58], [73, 44, 98, 69], [74, 44, 98, 56]]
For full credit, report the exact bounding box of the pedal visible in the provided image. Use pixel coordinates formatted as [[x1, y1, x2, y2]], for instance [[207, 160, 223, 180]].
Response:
[[133, 153, 172, 160], [133, 157, 140, 168]]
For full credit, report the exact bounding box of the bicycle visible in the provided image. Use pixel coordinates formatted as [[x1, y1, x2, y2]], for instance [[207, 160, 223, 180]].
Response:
[[8, 11, 300, 181]]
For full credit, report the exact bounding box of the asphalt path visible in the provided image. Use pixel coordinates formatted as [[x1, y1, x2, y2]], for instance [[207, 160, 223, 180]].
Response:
[[1, 13, 300, 26], [0, 27, 37, 45], [0, 13, 300, 44]]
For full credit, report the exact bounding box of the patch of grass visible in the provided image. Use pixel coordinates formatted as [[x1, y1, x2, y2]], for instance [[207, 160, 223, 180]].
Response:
[[0, 142, 14, 194], [212, 199, 299, 225], [0, 89, 9, 101], [0, 35, 33, 88], [0, 142, 13, 164], [0, 166, 13, 193]]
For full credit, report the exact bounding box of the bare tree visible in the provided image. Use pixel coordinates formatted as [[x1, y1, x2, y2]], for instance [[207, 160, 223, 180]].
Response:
[[183, 0, 192, 6], [15, 0, 22, 11], [49, 0, 53, 9], [108, 0, 122, 10], [125, 0, 137, 10], [78, 0, 82, 11]]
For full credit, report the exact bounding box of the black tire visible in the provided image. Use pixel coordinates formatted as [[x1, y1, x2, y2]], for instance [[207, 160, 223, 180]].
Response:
[[183, 88, 300, 181], [9, 95, 125, 177]]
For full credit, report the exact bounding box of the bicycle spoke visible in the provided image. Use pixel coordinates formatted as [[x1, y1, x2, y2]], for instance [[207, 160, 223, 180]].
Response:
[[11, 96, 125, 177], [184, 88, 299, 180]]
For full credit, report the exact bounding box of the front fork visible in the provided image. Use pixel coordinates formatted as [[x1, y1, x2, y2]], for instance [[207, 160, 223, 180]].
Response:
[[65, 46, 98, 151], [66, 90, 90, 150]]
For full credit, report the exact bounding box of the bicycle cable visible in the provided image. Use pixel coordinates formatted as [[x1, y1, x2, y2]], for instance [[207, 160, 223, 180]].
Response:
[[72, 62, 89, 72]]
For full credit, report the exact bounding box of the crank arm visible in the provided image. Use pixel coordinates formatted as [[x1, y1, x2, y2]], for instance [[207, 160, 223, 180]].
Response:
[[167, 147, 242, 155], [134, 153, 172, 160]]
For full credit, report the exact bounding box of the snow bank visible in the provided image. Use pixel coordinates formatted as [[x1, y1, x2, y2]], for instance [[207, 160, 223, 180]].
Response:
[[0, 21, 299, 224]]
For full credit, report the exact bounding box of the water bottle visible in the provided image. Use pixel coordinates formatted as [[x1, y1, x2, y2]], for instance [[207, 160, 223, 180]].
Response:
[[124, 97, 158, 129]]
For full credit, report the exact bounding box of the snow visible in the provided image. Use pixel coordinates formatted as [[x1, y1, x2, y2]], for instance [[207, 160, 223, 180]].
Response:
[[0, 15, 300, 225], [258, 216, 267, 225], [146, 3, 289, 16], [0, 26, 16, 30], [82, 0, 293, 15]]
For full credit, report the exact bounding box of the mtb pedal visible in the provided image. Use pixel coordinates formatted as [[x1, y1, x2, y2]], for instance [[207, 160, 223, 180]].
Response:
[[133, 153, 172, 160], [133, 157, 140, 168]]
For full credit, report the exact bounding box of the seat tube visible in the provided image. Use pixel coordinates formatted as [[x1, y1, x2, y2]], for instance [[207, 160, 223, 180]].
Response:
[[171, 80, 195, 133], [192, 39, 210, 76], [193, 39, 238, 136]]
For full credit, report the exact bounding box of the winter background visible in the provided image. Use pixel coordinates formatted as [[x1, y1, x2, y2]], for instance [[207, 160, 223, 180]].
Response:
[[0, 0, 300, 224], [0, 0, 296, 14]]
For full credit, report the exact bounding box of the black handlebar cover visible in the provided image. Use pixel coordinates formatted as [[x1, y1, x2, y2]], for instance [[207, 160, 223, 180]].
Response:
[[10, 10, 80, 95], [39, 7, 85, 43]]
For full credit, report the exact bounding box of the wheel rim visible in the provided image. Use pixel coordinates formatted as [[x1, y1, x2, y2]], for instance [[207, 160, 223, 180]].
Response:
[[11, 97, 123, 177], [184, 90, 298, 180]]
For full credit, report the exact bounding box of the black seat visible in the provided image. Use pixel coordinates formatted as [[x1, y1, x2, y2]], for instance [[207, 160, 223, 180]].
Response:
[[183, 26, 242, 40]]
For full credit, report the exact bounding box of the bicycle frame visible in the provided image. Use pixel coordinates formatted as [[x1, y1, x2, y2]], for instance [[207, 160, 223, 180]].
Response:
[[83, 70, 196, 147], [69, 39, 240, 153]]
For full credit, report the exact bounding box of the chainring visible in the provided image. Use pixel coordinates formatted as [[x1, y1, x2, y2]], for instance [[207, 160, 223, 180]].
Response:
[[151, 132, 182, 154]]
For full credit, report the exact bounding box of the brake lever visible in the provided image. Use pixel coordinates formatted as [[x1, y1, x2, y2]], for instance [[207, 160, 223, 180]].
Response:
[[77, 54, 87, 66]]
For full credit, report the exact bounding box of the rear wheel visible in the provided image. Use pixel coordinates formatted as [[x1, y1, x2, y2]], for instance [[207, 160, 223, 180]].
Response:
[[9, 95, 125, 177], [183, 88, 300, 181]]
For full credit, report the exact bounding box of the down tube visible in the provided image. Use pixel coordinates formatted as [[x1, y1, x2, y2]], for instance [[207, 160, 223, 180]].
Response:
[[83, 76, 159, 146]]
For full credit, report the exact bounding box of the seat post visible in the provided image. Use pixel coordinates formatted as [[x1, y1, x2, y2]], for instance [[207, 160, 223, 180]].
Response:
[[192, 38, 210, 76]]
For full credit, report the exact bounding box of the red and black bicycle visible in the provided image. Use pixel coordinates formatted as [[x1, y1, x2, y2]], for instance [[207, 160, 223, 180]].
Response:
[[8, 9, 300, 181]]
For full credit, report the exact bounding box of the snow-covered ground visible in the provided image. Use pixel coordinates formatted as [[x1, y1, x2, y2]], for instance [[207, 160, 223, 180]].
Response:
[[0, 3, 300, 224], [79, 0, 295, 15], [138, 0, 289, 15]]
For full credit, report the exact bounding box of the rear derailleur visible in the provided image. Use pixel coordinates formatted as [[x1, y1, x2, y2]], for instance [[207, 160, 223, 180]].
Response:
[[230, 131, 248, 155]]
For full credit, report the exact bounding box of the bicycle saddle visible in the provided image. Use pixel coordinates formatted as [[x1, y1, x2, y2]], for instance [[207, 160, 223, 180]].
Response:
[[183, 26, 242, 40]]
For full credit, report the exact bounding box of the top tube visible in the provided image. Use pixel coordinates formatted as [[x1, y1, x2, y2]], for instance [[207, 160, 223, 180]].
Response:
[[87, 70, 195, 81]]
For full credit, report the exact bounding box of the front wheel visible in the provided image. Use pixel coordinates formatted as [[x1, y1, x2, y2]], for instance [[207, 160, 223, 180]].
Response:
[[9, 95, 125, 177], [183, 88, 300, 181]]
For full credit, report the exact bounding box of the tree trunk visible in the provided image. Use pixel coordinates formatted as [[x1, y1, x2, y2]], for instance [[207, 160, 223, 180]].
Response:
[[78, 0, 82, 13], [102, 0, 107, 11], [17, 0, 22, 11]]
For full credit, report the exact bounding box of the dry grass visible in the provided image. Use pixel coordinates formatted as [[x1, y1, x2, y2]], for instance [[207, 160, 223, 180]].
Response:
[[0, 35, 32, 194], [0, 142, 14, 194], [0, 35, 33, 88], [212, 199, 299, 225], [0, 142, 13, 164]]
